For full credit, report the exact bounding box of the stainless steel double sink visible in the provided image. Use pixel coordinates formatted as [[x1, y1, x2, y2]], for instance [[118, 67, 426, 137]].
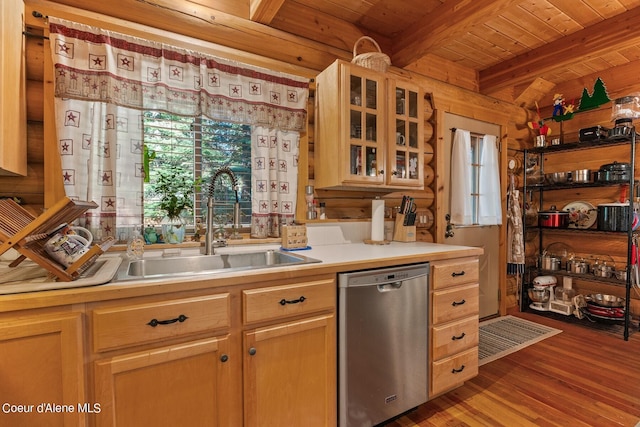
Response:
[[114, 249, 321, 281]]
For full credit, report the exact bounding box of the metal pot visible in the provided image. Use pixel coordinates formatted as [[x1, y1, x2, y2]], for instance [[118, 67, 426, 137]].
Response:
[[592, 263, 614, 278], [566, 259, 589, 274], [608, 118, 634, 141], [595, 161, 632, 183], [614, 268, 627, 281], [538, 206, 569, 228], [571, 169, 592, 183], [597, 202, 631, 231], [540, 255, 561, 270]]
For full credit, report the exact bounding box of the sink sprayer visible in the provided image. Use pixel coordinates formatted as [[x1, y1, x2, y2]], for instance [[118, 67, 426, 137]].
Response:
[[205, 166, 241, 255]]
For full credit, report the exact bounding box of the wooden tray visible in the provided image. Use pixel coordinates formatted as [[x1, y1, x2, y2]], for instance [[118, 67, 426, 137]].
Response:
[[0, 197, 115, 282]]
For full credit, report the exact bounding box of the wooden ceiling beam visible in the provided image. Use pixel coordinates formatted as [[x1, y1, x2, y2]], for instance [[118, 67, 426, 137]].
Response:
[[249, 0, 285, 24], [479, 6, 640, 95], [38, 0, 344, 73], [391, 0, 524, 68]]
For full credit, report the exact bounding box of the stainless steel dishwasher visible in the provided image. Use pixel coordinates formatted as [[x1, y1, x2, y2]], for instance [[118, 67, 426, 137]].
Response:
[[338, 263, 429, 427]]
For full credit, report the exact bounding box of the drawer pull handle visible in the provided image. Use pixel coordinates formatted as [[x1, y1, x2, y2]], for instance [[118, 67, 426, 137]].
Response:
[[147, 314, 188, 327], [220, 354, 229, 363], [451, 299, 466, 307], [451, 271, 465, 277], [248, 347, 257, 356], [280, 296, 306, 306], [451, 365, 466, 374], [451, 332, 466, 341]]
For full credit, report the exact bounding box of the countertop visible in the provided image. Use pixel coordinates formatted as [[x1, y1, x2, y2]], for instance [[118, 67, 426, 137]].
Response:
[[0, 241, 483, 313]]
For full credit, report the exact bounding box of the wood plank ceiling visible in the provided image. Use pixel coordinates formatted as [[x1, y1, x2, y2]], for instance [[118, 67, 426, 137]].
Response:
[[42, 0, 640, 106]]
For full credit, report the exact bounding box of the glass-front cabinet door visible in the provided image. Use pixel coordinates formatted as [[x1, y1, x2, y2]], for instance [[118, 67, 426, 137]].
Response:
[[345, 67, 384, 184], [387, 81, 423, 187]]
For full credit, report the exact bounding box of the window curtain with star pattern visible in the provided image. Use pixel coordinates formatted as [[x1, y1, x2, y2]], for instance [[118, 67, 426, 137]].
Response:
[[48, 17, 308, 240], [250, 126, 299, 238]]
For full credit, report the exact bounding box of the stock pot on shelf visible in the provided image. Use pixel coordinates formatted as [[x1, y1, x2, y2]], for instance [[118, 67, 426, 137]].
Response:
[[566, 258, 589, 274], [594, 161, 632, 183], [597, 202, 631, 231], [538, 206, 569, 228]]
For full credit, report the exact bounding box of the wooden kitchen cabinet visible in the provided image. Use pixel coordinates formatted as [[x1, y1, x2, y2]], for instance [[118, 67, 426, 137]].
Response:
[[0, 0, 28, 176], [89, 291, 238, 427], [93, 335, 232, 427], [242, 278, 336, 427], [87, 276, 336, 426], [315, 59, 423, 190], [0, 311, 86, 427], [429, 257, 479, 397]]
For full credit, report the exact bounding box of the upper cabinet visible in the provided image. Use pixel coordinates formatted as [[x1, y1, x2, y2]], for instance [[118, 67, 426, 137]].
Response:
[[314, 60, 423, 190], [0, 0, 27, 176]]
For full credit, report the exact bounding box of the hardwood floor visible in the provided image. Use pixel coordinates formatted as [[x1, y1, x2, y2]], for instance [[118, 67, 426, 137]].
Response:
[[385, 309, 640, 427]]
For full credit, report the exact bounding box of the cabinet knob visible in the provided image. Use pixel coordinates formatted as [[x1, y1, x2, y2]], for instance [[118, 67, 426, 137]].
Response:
[[248, 347, 257, 356], [220, 354, 229, 363]]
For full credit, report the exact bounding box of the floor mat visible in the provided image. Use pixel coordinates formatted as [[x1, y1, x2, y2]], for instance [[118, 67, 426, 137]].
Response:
[[478, 315, 562, 366]]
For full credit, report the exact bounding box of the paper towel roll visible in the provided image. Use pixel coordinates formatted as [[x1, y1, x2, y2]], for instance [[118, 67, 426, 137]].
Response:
[[371, 199, 385, 241]]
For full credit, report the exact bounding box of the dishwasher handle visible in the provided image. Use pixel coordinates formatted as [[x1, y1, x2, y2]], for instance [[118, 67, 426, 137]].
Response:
[[377, 282, 403, 292]]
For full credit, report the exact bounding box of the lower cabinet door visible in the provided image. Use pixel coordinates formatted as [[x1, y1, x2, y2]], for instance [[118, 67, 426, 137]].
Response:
[[243, 314, 336, 427], [0, 312, 85, 427], [94, 335, 233, 427]]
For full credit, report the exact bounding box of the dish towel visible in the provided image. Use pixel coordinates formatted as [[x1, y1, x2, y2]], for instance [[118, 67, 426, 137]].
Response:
[[450, 129, 473, 225], [478, 134, 502, 225]]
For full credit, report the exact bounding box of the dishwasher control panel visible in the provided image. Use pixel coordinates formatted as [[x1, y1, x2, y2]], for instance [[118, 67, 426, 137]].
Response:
[[338, 264, 429, 287]]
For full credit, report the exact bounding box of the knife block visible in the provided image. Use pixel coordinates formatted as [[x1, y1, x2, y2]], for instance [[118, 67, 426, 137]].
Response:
[[393, 213, 416, 242]]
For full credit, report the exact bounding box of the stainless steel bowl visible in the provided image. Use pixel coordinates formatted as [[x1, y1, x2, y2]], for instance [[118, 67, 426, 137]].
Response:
[[586, 293, 625, 308], [528, 287, 550, 303], [545, 172, 569, 184]]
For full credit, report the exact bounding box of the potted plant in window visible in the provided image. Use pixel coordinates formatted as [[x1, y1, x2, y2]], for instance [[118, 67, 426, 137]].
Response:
[[147, 165, 201, 244]]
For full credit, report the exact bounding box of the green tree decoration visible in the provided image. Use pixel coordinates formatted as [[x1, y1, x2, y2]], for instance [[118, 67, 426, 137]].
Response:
[[578, 77, 610, 111]]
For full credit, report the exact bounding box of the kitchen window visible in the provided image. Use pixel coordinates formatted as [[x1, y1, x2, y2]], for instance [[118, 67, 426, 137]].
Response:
[[450, 128, 501, 226], [143, 112, 252, 229], [48, 17, 308, 240]]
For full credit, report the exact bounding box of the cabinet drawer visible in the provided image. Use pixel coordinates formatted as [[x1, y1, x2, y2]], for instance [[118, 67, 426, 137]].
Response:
[[92, 294, 230, 352], [431, 347, 478, 396], [243, 279, 335, 324], [432, 315, 479, 360], [432, 258, 479, 289], [432, 283, 478, 324]]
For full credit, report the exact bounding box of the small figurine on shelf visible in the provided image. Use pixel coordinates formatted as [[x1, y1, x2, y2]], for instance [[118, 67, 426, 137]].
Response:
[[528, 101, 552, 146], [552, 93, 564, 117], [144, 224, 158, 244]]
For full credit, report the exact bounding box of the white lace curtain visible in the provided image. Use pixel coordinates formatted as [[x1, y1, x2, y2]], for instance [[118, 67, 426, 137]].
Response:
[[48, 17, 308, 239], [450, 129, 502, 226]]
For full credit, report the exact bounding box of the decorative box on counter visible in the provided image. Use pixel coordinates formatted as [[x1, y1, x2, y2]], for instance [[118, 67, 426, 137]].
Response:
[[281, 225, 308, 249]]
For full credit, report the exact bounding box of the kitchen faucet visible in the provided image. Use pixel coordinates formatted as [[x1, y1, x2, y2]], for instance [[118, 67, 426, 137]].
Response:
[[204, 166, 241, 255]]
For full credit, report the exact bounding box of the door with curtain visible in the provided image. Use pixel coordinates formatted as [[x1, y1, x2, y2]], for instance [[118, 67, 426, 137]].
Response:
[[442, 113, 501, 319]]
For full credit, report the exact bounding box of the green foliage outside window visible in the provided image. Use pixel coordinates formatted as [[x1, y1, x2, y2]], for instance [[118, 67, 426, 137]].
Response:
[[142, 112, 252, 228]]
